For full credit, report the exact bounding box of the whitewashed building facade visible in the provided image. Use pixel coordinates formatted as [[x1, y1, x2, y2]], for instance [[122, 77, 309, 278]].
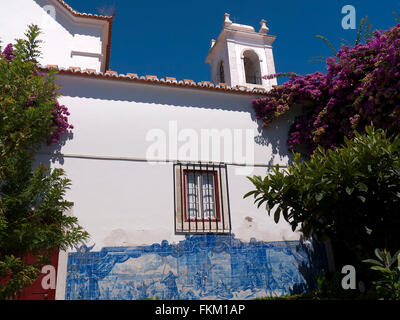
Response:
[[1, 0, 329, 300]]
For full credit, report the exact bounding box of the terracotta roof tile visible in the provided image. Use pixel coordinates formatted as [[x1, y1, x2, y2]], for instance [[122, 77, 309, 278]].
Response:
[[146, 75, 158, 80], [55, 0, 115, 20], [47, 64, 59, 69], [38, 65, 269, 96]]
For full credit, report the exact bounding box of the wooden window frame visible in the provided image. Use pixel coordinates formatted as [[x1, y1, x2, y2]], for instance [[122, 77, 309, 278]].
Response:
[[174, 163, 231, 234], [182, 169, 221, 223]]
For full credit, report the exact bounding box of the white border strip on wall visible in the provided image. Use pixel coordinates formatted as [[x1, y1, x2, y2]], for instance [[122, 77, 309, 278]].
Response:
[[55, 250, 69, 300], [55, 204, 75, 300]]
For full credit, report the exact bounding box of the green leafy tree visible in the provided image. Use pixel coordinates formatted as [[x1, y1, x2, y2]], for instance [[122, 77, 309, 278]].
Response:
[[245, 127, 400, 271], [363, 249, 400, 300], [0, 25, 88, 300]]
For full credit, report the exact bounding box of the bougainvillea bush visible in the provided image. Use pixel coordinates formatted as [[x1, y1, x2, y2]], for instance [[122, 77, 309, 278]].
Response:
[[0, 25, 87, 300], [252, 23, 400, 154]]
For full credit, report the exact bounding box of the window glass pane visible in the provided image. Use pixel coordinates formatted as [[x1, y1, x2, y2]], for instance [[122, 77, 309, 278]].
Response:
[[201, 173, 216, 219], [186, 172, 199, 219], [185, 171, 218, 220]]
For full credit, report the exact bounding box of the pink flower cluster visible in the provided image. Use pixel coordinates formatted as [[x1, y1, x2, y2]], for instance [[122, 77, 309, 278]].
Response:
[[47, 99, 74, 145], [2, 44, 16, 62], [252, 23, 400, 154]]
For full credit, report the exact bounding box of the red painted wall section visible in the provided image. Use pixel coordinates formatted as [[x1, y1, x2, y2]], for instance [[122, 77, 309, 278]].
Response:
[[18, 251, 59, 300]]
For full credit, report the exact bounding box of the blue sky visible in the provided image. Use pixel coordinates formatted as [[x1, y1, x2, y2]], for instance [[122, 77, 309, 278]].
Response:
[[66, 0, 399, 83]]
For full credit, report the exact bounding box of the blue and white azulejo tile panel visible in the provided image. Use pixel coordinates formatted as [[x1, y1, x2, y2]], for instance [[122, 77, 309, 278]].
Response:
[[65, 234, 326, 300]]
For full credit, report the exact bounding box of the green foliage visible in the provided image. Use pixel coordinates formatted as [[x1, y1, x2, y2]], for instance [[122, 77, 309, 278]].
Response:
[[0, 255, 40, 300], [311, 16, 373, 63], [0, 30, 57, 159], [244, 127, 400, 264], [355, 16, 373, 45], [0, 25, 88, 300], [315, 35, 337, 56], [13, 25, 43, 64], [363, 249, 400, 300], [255, 273, 373, 300]]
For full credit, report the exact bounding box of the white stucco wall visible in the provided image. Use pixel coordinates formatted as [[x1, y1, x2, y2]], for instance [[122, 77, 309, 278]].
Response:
[[0, 0, 107, 71], [35, 75, 301, 254]]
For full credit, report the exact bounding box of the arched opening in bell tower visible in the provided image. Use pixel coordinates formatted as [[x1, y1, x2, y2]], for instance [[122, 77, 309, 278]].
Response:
[[243, 50, 262, 85], [218, 61, 225, 83]]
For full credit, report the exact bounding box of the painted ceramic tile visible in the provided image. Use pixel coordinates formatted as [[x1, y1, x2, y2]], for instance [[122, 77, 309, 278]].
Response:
[[65, 234, 327, 300]]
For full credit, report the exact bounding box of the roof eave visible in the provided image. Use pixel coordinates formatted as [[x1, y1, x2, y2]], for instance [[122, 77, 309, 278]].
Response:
[[39, 65, 271, 96]]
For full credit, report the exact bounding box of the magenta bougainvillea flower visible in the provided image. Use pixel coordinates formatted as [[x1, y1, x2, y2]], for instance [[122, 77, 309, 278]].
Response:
[[2, 44, 16, 62], [253, 23, 400, 154], [47, 99, 74, 145], [47, 99, 73, 145]]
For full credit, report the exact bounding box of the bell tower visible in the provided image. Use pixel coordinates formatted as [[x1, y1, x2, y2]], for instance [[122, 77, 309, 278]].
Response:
[[206, 13, 277, 90]]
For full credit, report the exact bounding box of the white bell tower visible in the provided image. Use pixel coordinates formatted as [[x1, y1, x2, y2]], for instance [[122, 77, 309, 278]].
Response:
[[206, 13, 277, 90]]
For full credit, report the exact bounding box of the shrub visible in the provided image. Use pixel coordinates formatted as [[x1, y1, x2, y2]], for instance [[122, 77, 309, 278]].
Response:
[[245, 127, 400, 267], [363, 249, 400, 300]]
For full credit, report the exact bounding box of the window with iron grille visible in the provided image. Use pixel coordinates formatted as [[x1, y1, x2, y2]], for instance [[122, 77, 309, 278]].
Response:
[[174, 162, 231, 234]]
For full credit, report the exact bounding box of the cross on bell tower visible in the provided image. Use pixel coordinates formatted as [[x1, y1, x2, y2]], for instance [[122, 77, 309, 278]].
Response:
[[205, 13, 277, 90]]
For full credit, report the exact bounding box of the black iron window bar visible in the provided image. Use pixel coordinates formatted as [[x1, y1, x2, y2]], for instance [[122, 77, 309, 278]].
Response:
[[174, 162, 231, 234]]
